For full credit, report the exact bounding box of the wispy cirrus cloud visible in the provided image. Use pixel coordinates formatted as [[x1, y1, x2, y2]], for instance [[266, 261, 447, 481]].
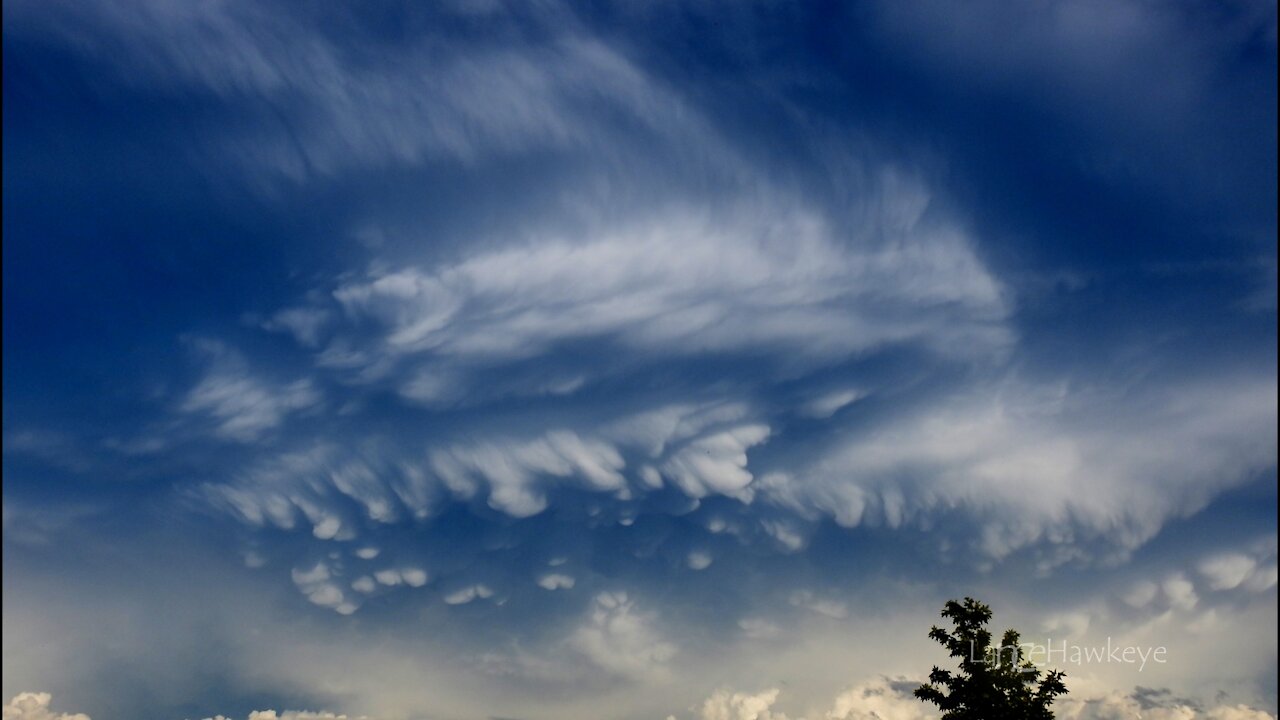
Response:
[[179, 339, 322, 442]]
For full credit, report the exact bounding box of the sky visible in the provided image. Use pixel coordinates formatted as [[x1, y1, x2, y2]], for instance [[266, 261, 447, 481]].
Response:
[[2, 1, 1277, 719]]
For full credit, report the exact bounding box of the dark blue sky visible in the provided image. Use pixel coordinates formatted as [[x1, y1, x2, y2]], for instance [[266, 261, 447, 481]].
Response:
[[3, 2, 1277, 719]]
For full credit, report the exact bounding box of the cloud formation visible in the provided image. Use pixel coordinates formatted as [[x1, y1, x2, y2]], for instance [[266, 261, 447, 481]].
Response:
[[3, 0, 1275, 717]]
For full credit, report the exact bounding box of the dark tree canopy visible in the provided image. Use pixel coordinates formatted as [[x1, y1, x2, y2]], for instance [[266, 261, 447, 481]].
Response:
[[915, 597, 1068, 719]]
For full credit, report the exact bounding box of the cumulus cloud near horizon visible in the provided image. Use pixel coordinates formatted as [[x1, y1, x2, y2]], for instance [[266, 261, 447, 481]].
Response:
[[1, 694, 365, 720], [670, 681, 1280, 720], [11, 685, 1273, 720], [2, 694, 89, 720]]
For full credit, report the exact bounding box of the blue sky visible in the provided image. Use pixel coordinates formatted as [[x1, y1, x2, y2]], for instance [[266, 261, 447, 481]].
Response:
[[2, 1, 1277, 719]]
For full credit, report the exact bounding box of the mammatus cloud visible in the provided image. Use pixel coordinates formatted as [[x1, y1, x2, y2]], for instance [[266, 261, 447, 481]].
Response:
[[1196, 538, 1279, 595], [198, 368, 1275, 613], [570, 591, 677, 681], [180, 149, 1028, 611], [1117, 537, 1276, 619]]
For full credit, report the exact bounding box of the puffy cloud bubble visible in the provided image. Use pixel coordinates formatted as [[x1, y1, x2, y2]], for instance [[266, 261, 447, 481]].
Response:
[[1199, 554, 1259, 592], [537, 573, 576, 590], [442, 584, 494, 606], [1162, 573, 1199, 612], [1197, 539, 1277, 594], [290, 561, 357, 614], [400, 568, 428, 587]]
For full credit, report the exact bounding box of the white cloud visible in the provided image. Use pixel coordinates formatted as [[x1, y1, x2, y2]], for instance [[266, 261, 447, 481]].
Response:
[[291, 563, 330, 585], [1058, 691, 1277, 720], [182, 373, 318, 441], [1122, 580, 1160, 608], [825, 678, 934, 720], [604, 402, 754, 458], [442, 584, 494, 605], [202, 399, 768, 547], [2, 694, 90, 720], [400, 568, 428, 588], [326, 195, 1006, 377], [569, 592, 676, 680], [180, 340, 320, 442], [800, 389, 866, 419], [291, 561, 356, 615], [537, 573, 576, 590], [661, 425, 771, 502], [763, 374, 1277, 560], [1205, 709, 1278, 720], [416, 402, 776, 519], [696, 688, 791, 720], [788, 591, 849, 620], [1243, 564, 1278, 593], [261, 308, 330, 348], [373, 569, 403, 586], [6, 0, 733, 185], [1162, 573, 1199, 612], [682, 678, 932, 720], [1198, 552, 1265, 592], [679, 683, 1279, 720], [687, 551, 714, 571], [430, 431, 626, 517], [200, 444, 433, 540], [211, 712, 363, 720]]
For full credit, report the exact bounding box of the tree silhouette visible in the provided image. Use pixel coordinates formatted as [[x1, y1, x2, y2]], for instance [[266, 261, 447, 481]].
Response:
[[915, 597, 1068, 719]]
